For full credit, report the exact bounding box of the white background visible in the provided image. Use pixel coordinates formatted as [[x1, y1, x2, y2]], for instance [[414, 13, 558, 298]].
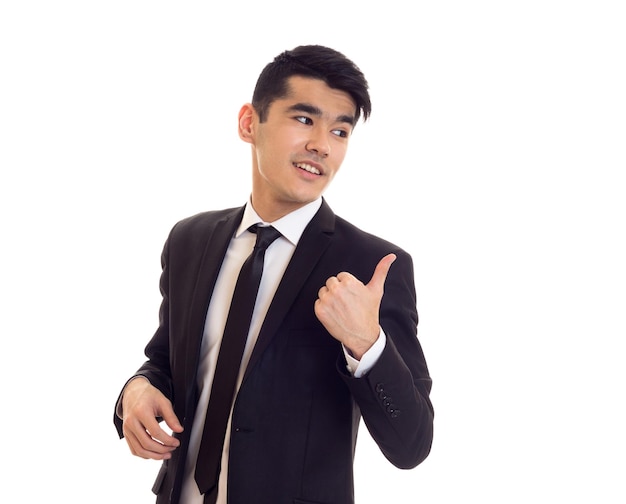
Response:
[[1, 1, 625, 502]]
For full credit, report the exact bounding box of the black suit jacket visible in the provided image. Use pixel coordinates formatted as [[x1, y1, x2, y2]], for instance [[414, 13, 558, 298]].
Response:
[[114, 199, 434, 504]]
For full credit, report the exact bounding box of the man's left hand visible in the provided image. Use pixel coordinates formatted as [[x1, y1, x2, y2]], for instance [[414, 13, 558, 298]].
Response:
[[314, 253, 396, 360]]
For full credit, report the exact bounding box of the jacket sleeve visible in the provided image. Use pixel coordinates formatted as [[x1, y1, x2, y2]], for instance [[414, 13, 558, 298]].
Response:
[[113, 231, 176, 439], [339, 249, 434, 469]]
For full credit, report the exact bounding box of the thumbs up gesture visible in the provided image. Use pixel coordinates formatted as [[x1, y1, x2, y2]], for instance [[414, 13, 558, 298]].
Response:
[[314, 253, 397, 360]]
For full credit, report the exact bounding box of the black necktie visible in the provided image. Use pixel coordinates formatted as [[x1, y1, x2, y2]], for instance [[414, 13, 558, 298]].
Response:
[[195, 224, 282, 502]]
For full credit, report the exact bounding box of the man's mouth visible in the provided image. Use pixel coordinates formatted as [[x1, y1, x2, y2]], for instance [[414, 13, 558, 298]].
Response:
[[294, 162, 321, 175]]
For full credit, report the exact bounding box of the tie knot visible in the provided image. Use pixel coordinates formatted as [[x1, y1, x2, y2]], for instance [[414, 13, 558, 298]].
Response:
[[249, 224, 282, 251]]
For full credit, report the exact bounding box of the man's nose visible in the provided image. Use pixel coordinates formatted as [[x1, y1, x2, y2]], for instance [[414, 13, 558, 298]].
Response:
[[306, 129, 330, 158]]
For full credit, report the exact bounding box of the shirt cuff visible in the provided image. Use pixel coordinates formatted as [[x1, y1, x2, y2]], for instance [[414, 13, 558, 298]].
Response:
[[343, 328, 387, 378]]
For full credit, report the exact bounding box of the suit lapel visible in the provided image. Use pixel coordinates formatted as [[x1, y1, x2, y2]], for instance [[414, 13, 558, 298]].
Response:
[[183, 207, 244, 395], [243, 200, 335, 380]]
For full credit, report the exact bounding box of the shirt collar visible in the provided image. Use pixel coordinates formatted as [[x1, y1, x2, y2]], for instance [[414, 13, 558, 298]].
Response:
[[236, 197, 323, 246]]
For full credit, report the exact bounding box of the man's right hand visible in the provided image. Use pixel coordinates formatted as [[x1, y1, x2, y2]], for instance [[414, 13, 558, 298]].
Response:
[[121, 377, 184, 460]]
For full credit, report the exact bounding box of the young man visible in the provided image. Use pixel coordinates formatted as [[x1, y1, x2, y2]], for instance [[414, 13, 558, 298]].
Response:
[[114, 45, 434, 504]]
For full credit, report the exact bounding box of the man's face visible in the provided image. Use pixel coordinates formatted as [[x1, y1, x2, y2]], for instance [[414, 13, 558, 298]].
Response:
[[240, 76, 357, 221]]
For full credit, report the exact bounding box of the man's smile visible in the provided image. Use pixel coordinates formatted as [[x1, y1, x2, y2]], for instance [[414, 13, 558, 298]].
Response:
[[293, 161, 322, 175]]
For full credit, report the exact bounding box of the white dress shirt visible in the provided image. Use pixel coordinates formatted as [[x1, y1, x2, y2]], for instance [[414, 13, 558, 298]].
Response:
[[178, 198, 385, 504]]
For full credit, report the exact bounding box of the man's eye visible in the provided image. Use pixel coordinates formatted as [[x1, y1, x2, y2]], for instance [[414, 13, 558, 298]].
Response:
[[332, 129, 348, 138], [296, 116, 313, 125]]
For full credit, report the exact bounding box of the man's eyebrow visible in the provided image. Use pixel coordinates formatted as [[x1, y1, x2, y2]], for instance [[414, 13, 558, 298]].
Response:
[[287, 102, 355, 126]]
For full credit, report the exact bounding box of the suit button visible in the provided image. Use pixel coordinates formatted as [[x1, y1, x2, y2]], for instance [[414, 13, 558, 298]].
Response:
[[388, 407, 401, 418], [376, 385, 387, 401]]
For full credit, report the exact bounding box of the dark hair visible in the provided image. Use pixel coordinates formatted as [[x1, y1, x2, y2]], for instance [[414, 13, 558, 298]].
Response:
[[251, 45, 371, 124]]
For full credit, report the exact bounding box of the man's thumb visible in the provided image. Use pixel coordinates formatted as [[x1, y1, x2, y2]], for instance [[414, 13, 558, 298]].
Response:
[[367, 253, 397, 292]]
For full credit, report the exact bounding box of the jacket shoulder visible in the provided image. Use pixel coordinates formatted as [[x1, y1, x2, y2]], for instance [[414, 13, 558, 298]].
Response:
[[173, 206, 241, 233], [332, 214, 410, 258], [164, 206, 242, 245]]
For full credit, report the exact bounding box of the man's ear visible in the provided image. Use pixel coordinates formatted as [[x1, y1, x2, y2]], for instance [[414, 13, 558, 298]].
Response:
[[238, 103, 256, 144]]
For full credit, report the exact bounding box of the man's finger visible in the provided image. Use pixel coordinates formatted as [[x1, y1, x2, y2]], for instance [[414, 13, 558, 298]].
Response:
[[367, 253, 397, 292], [160, 408, 184, 437]]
